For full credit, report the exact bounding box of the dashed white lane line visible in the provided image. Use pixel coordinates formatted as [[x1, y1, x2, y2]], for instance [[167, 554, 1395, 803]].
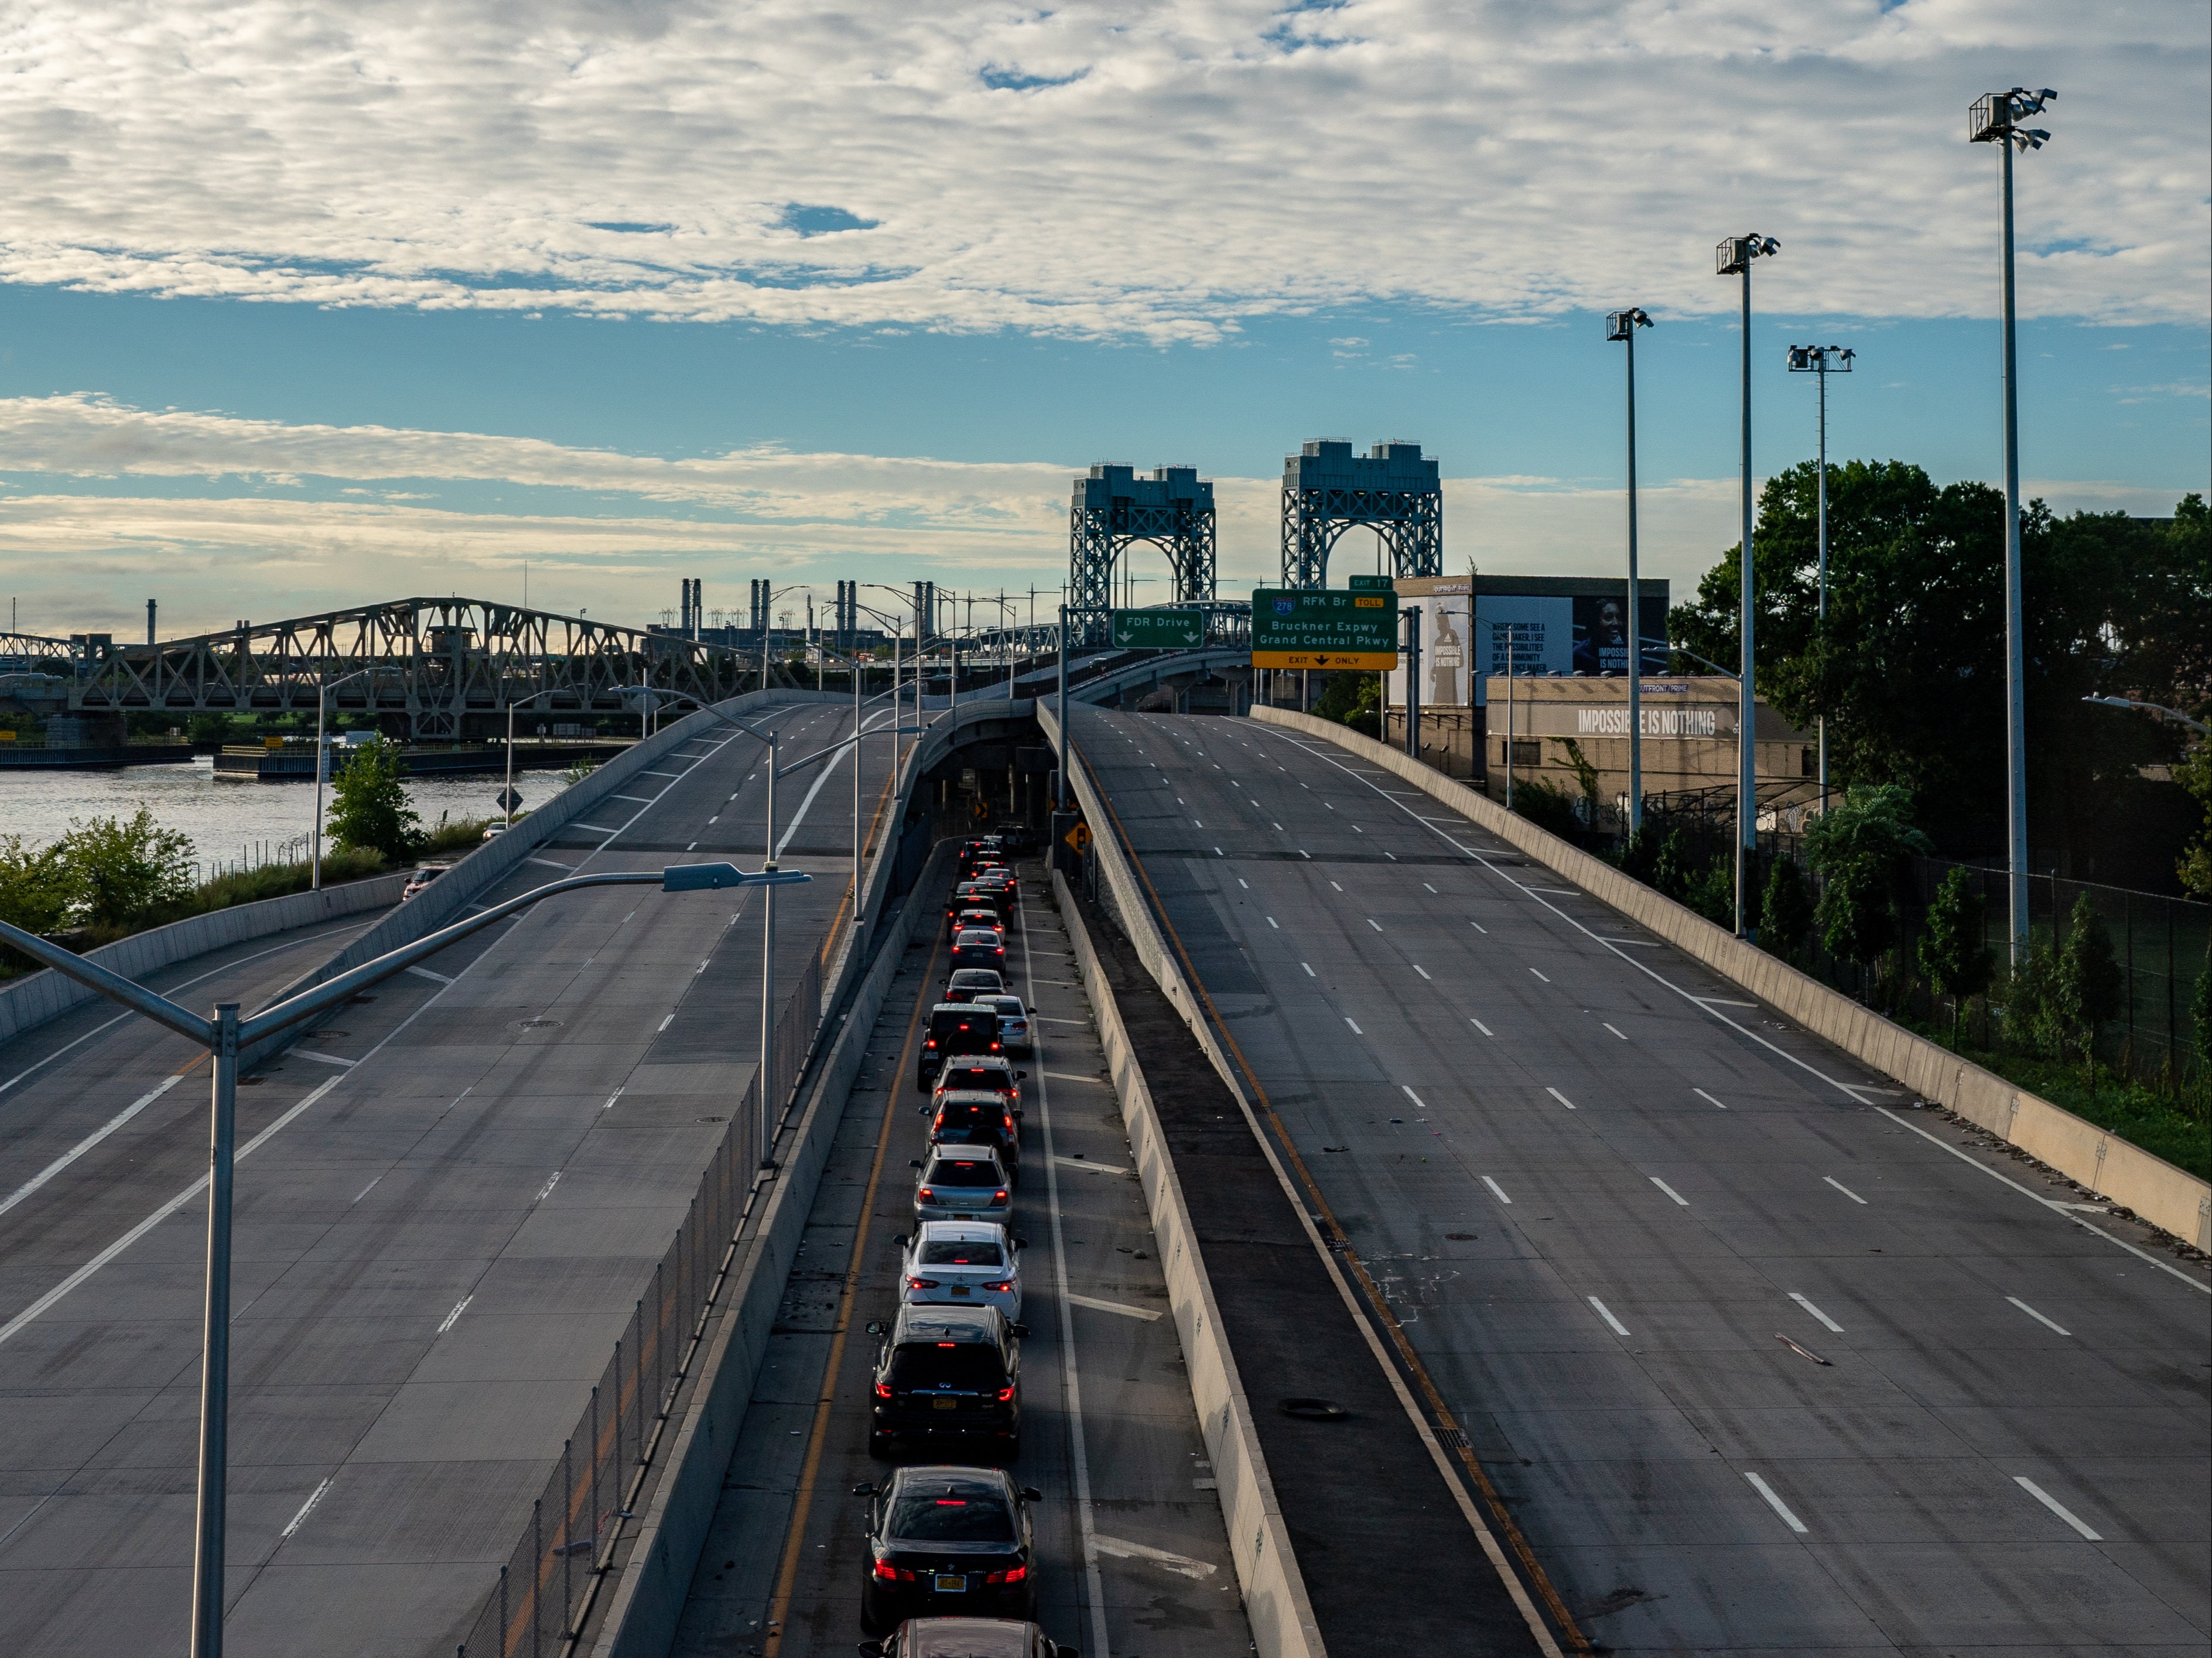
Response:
[[295, 1050, 357, 1068], [1693, 995, 1759, 1009], [1092, 1534, 1219, 1580], [1469, 921, 1488, 934], [1824, 1175, 1868, 1204], [1602, 1022, 1626, 1040], [1789, 1291, 1845, 1333], [1649, 1177, 1690, 1206], [1066, 1293, 1163, 1322], [0, 1073, 184, 1222], [1266, 917, 1280, 929], [640, 768, 686, 778], [1366, 918, 1383, 932], [1529, 968, 1550, 983], [1329, 880, 1343, 891], [1414, 965, 1432, 980], [611, 794, 655, 804], [2007, 1295, 2072, 1336], [1053, 1156, 1129, 1177], [658, 1013, 675, 1032], [1546, 1086, 1576, 1111], [1587, 1296, 1629, 1336], [573, 823, 621, 835], [1301, 963, 1316, 976], [1401, 1085, 1427, 1111], [1695, 1088, 1729, 1110], [435, 1295, 473, 1335], [2014, 1476, 2100, 1540], [1423, 883, 1438, 894], [535, 1171, 562, 1202], [1344, 1017, 1364, 1035], [281, 1477, 333, 1540], [526, 857, 573, 870], [1469, 1017, 1493, 1037], [1743, 1472, 1808, 1534], [405, 964, 454, 985], [1481, 1176, 1513, 1205]]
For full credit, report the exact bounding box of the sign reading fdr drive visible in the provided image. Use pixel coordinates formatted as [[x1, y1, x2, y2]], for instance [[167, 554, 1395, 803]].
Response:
[[1250, 587, 1399, 670], [1110, 609, 1207, 649]]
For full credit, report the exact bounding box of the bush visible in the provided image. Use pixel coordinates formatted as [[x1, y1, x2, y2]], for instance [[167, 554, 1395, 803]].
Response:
[[58, 808, 195, 931], [2056, 892, 2125, 1088], [1806, 785, 1931, 986], [1762, 856, 1814, 960], [0, 835, 73, 938], [1999, 939, 2067, 1059], [1510, 776, 1583, 843], [1917, 867, 1993, 1043], [329, 737, 420, 859]]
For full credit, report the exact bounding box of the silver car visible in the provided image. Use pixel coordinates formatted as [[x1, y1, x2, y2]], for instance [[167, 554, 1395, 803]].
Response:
[[911, 1148, 1013, 1225], [901, 1221, 1024, 1319], [979, 994, 1031, 1055]]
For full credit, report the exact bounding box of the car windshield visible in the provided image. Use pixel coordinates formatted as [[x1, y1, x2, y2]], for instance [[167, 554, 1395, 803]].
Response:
[[919, 1240, 1005, 1267], [888, 1342, 1007, 1390], [887, 1489, 1016, 1543], [926, 1158, 1000, 1187]]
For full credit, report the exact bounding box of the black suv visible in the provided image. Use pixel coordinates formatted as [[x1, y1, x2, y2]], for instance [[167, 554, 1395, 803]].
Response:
[[869, 1303, 1025, 1461], [919, 1004, 1003, 1089], [854, 1466, 1040, 1634], [931, 1092, 1020, 1175]]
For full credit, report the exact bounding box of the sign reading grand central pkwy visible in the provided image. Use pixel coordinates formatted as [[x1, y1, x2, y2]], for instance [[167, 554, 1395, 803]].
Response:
[[1250, 576, 1399, 670]]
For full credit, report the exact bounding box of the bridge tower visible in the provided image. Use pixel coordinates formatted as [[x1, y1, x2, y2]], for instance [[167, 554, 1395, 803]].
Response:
[[1068, 464, 1217, 644], [1279, 439, 1442, 589]]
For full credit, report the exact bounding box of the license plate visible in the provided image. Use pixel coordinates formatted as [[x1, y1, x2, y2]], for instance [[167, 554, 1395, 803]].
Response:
[[934, 1574, 966, 1593], [950, 1285, 972, 1297], [932, 1396, 958, 1411]]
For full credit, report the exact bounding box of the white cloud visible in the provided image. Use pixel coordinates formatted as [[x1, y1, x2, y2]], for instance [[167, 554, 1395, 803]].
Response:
[[0, 1, 2201, 340]]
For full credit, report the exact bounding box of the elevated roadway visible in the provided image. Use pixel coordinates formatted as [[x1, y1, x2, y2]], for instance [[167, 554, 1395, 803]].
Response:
[[0, 699, 898, 1655], [1072, 706, 2210, 1654]]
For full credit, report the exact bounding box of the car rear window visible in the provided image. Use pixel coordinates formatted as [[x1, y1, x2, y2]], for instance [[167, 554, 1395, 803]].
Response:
[[887, 1489, 1016, 1543], [956, 931, 1000, 946], [926, 1158, 1000, 1187], [982, 997, 1023, 1016], [918, 1240, 1005, 1267], [888, 1343, 1008, 1390], [942, 1068, 1008, 1092]]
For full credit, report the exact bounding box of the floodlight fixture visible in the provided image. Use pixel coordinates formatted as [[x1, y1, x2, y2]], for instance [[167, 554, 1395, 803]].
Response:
[[1715, 235, 1779, 276], [1604, 307, 1652, 343], [1786, 344, 1854, 374], [1971, 87, 2057, 150]]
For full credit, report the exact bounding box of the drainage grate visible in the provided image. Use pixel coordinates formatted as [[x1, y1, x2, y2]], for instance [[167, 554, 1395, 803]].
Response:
[[1434, 1426, 1468, 1449]]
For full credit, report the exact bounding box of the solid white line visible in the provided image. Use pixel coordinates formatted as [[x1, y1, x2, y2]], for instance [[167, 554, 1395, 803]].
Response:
[[1345, 1017, 1363, 1035], [1053, 1156, 1129, 1177], [1789, 1291, 1845, 1333], [436, 1295, 473, 1335], [406, 965, 454, 984], [1602, 1022, 1626, 1040], [1546, 1086, 1576, 1110], [1824, 1175, 1868, 1204], [1743, 1472, 1808, 1533], [1872, 1106, 2208, 1295], [1529, 968, 1550, 983], [280, 1477, 332, 1540], [1587, 1296, 1629, 1336], [1469, 1017, 1493, 1037], [293, 1049, 357, 1068], [1650, 1177, 1690, 1207], [1066, 1292, 1163, 1322], [1695, 1088, 1729, 1110], [1092, 1533, 1218, 1579], [0, 1072, 183, 1221], [2007, 1295, 2071, 1335], [2014, 1476, 2100, 1540], [1481, 1176, 1513, 1205], [0, 1073, 345, 1348]]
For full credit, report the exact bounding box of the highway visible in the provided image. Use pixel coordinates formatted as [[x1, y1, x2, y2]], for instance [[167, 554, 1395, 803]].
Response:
[[0, 696, 899, 1656], [1072, 707, 2211, 1655], [671, 855, 1251, 1658]]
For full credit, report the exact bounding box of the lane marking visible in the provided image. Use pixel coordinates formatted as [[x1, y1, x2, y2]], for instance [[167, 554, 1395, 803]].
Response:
[[280, 1477, 332, 1540], [603, 1085, 624, 1110], [1301, 962, 1315, 976], [639, 769, 685, 778], [1693, 996, 1758, 1009], [658, 1013, 675, 1032], [294, 1050, 357, 1068], [1344, 1017, 1363, 1035], [1529, 887, 1578, 897], [1052, 1155, 1129, 1177], [526, 857, 575, 870], [1414, 965, 1432, 979], [535, 1171, 562, 1202], [1528, 968, 1550, 983], [1649, 1177, 1690, 1206], [1042, 1070, 1102, 1083], [1366, 918, 1382, 932], [1789, 1291, 1844, 1332], [573, 823, 621, 835], [1066, 1293, 1163, 1322], [1423, 883, 1438, 893], [1401, 1085, 1428, 1110], [436, 1295, 473, 1335], [1743, 1472, 1808, 1534], [1481, 1176, 1513, 1205], [1602, 1022, 1626, 1040], [1545, 1086, 1576, 1110], [1469, 921, 1488, 935], [2014, 1476, 2100, 1540], [1695, 1088, 1729, 1110], [1824, 1176, 1867, 1204], [406, 965, 454, 984], [1587, 1296, 1629, 1336], [2006, 1295, 2071, 1335], [1469, 1017, 1493, 1037], [1266, 917, 1279, 929], [0, 1073, 183, 1221], [1092, 1534, 1218, 1580], [353, 1176, 381, 1204], [611, 794, 655, 804]]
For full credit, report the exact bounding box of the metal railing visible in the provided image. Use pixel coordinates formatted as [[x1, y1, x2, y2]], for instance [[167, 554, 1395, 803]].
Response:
[[451, 946, 822, 1657]]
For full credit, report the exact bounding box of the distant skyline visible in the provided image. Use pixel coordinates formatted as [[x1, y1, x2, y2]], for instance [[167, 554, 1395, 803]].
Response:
[[1, 0, 2204, 637]]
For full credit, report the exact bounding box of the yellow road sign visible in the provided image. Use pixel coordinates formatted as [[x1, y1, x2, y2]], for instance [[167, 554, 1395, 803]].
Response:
[[1063, 822, 1091, 854], [1251, 649, 1399, 670]]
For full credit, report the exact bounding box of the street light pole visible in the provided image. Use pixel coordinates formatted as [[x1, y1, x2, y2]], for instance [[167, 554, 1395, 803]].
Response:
[[1717, 232, 1779, 937], [1972, 86, 2056, 963], [1787, 344, 1855, 816], [1057, 605, 1069, 808], [190, 999, 239, 1658], [1608, 307, 1654, 836]]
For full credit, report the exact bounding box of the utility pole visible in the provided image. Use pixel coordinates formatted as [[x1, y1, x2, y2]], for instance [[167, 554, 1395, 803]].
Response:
[[1717, 232, 1779, 937], [1609, 307, 1654, 836], [1787, 343, 1855, 816]]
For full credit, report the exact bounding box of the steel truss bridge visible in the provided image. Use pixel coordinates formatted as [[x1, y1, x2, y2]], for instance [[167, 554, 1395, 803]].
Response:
[[69, 597, 769, 739], [1067, 464, 1218, 644], [1280, 439, 1443, 589]]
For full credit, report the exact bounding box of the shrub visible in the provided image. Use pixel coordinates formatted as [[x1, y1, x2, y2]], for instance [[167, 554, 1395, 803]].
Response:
[[1805, 784, 1931, 986], [329, 737, 420, 859], [1510, 776, 1583, 843], [0, 835, 73, 938], [1917, 866, 1993, 1044], [1762, 856, 1814, 960], [58, 808, 196, 931], [2056, 893, 2125, 1089]]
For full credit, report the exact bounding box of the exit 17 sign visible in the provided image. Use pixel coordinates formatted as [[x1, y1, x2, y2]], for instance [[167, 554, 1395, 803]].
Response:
[[1250, 587, 1399, 670]]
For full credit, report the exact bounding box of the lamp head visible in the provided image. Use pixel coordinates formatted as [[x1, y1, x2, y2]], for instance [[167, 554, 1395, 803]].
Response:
[[1972, 87, 2057, 145], [1605, 307, 1654, 341], [1716, 235, 1778, 275]]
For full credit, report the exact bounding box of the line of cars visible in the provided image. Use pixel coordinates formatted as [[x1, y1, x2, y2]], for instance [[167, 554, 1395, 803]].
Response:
[[852, 842, 1081, 1658]]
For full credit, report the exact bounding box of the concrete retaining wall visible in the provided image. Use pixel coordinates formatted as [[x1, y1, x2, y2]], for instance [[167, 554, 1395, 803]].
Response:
[[591, 840, 958, 1658], [0, 871, 408, 1049], [1251, 705, 2212, 1252]]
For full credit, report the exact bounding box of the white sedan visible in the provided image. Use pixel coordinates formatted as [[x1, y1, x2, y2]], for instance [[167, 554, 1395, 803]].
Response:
[[899, 1220, 1023, 1320]]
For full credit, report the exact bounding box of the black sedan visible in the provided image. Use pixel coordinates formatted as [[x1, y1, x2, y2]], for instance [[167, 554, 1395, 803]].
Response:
[[856, 1467, 1041, 1635]]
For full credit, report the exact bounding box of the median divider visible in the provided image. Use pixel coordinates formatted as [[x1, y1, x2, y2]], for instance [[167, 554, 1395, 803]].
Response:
[[1250, 703, 2212, 1253]]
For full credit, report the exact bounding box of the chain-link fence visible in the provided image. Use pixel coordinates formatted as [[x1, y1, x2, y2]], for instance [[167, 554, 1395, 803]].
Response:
[[452, 946, 822, 1657]]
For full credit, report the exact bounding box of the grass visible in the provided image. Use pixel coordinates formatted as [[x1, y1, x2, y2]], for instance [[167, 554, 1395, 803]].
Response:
[[80, 847, 394, 945]]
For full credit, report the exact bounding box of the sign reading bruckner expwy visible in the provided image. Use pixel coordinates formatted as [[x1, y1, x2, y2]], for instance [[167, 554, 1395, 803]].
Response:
[[1251, 587, 1398, 669]]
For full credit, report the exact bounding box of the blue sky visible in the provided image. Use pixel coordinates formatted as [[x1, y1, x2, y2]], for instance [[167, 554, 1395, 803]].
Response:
[[0, 0, 2204, 637]]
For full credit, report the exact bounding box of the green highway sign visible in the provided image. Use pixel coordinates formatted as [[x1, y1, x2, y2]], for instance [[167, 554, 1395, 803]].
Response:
[[1250, 587, 1399, 670], [1348, 573, 1396, 590], [1110, 609, 1207, 649]]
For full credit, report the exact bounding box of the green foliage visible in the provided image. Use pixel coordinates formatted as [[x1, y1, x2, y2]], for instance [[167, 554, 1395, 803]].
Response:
[[2194, 945, 2212, 1074], [2177, 741, 2212, 900], [0, 836, 73, 936], [562, 757, 600, 786], [1804, 785, 1932, 973], [58, 808, 196, 931], [2056, 893, 2125, 1079], [1312, 671, 1382, 737], [1550, 737, 1604, 822], [187, 713, 233, 747], [1761, 856, 1813, 960], [1999, 940, 2068, 1059], [1683, 855, 1734, 927], [1510, 776, 1583, 843], [1917, 866, 1993, 1042], [418, 816, 497, 857], [328, 736, 420, 859]]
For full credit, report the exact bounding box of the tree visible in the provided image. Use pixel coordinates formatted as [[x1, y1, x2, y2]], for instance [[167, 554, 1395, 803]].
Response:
[[57, 808, 195, 930], [0, 835, 74, 938], [2000, 939, 2066, 1058], [2056, 893, 2125, 1092], [1804, 784, 1931, 992], [328, 737, 419, 860], [1762, 855, 1813, 962], [1917, 866, 1994, 1046], [2193, 943, 2211, 1078], [1313, 671, 1382, 737], [2177, 741, 2212, 900], [1550, 738, 1604, 825]]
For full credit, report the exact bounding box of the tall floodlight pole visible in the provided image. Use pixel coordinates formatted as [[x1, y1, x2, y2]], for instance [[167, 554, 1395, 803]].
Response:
[[312, 666, 387, 890], [1056, 605, 1070, 806], [1972, 87, 2056, 963], [1717, 233, 1780, 937], [1786, 343, 1856, 815], [1607, 307, 1654, 836]]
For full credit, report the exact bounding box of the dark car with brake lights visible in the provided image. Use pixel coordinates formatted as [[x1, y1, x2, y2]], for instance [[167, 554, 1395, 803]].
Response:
[[854, 1466, 1040, 1634], [929, 1092, 1019, 1176], [945, 904, 1003, 944], [930, 1057, 1023, 1118], [976, 995, 1031, 1056], [919, 1004, 1001, 1088], [950, 929, 1006, 973], [942, 968, 1005, 1004], [867, 1303, 1025, 1461]]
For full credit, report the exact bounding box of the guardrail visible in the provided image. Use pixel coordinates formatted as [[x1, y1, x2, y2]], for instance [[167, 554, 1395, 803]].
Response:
[[1251, 705, 2212, 1254]]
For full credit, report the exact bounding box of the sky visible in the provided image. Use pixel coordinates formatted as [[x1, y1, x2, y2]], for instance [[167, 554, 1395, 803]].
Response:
[[0, 0, 2205, 641]]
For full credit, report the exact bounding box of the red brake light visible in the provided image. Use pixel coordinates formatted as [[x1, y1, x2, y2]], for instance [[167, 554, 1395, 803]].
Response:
[[906, 1276, 939, 1290], [983, 1280, 1012, 1291], [917, 1187, 934, 1202], [873, 1558, 898, 1582], [990, 1189, 1008, 1205], [874, 1382, 892, 1399], [996, 1384, 1016, 1401], [937, 1341, 958, 1348]]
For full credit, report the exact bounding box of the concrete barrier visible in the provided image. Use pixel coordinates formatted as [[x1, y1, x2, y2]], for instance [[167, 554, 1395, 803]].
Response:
[[1251, 705, 2212, 1252], [0, 871, 408, 1049], [590, 840, 958, 1658], [1054, 868, 1327, 1658]]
